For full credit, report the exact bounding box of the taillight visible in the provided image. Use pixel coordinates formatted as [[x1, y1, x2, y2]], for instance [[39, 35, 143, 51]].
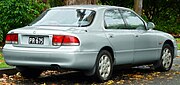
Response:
[[52, 35, 80, 46], [5, 33, 18, 44], [62, 36, 80, 46], [52, 35, 64, 46]]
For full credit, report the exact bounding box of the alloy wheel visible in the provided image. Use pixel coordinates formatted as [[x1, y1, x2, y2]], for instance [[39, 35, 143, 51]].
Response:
[[98, 54, 111, 79]]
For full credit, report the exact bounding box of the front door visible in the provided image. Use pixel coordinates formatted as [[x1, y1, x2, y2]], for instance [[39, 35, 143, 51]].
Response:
[[120, 10, 158, 64]]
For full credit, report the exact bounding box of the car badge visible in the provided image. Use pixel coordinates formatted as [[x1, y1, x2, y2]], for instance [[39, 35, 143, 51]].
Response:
[[33, 31, 36, 34]]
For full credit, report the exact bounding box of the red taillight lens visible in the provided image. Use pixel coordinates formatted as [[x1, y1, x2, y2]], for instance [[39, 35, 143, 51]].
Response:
[[5, 33, 18, 44], [62, 36, 80, 46], [52, 35, 64, 46], [52, 35, 80, 46]]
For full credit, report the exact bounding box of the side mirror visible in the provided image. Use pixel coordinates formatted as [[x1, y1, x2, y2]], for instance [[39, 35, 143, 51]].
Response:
[[147, 22, 155, 30]]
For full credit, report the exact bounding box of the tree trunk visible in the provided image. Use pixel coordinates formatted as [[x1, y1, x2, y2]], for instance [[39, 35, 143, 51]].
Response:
[[134, 0, 143, 15], [64, 0, 96, 5]]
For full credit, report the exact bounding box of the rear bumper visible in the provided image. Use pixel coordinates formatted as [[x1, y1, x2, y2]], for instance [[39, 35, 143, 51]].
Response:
[[2, 45, 98, 70]]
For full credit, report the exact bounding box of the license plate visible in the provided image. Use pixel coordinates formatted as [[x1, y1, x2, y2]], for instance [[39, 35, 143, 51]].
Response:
[[29, 37, 44, 45]]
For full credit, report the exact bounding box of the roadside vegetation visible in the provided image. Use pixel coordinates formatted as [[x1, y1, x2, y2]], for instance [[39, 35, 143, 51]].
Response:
[[176, 38, 180, 50], [0, 0, 49, 46], [0, 0, 180, 46], [0, 52, 10, 68]]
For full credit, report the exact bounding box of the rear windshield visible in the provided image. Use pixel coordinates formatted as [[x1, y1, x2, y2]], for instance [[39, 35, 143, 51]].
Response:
[[30, 9, 96, 27]]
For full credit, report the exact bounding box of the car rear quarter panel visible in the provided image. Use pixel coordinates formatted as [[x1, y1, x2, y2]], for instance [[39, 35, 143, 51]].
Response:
[[77, 31, 112, 52], [77, 8, 112, 53]]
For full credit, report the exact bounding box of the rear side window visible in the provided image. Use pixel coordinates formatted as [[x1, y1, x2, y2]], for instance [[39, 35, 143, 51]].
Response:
[[121, 10, 145, 30], [104, 9, 125, 29]]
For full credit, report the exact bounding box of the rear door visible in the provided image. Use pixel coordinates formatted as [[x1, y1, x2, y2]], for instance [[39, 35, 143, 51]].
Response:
[[104, 9, 134, 65]]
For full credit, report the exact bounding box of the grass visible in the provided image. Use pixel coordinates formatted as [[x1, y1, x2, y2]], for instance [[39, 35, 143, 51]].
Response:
[[177, 44, 180, 50], [176, 38, 180, 50], [0, 52, 10, 68]]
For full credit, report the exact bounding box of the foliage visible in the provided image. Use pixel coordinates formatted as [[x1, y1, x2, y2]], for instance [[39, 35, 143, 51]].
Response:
[[0, 0, 48, 44], [99, 0, 133, 8], [176, 38, 180, 50], [177, 44, 180, 50], [0, 30, 2, 43], [143, 0, 180, 34], [99, 0, 180, 34], [48, 0, 64, 7], [152, 7, 180, 34], [0, 52, 10, 68]]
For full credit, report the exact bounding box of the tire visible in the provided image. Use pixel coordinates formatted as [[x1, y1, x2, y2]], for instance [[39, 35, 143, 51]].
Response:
[[16, 66, 43, 78], [94, 50, 113, 82], [153, 44, 173, 71]]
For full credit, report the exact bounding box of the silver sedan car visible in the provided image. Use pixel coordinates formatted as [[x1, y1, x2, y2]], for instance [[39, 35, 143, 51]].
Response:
[[3, 5, 177, 81]]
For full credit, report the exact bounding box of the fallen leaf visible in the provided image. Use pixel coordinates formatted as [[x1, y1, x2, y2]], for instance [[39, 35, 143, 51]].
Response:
[[0, 78, 6, 82], [132, 74, 144, 79], [3, 74, 8, 79], [151, 72, 161, 76], [74, 83, 80, 85], [165, 73, 171, 76], [174, 71, 180, 74], [41, 83, 46, 85], [176, 56, 180, 58], [146, 75, 154, 80], [91, 83, 97, 85], [159, 76, 165, 79], [117, 80, 125, 84], [51, 83, 57, 85], [106, 80, 115, 85], [167, 77, 173, 80]]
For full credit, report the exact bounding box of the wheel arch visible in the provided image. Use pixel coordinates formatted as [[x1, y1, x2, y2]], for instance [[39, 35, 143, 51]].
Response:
[[163, 40, 175, 58], [85, 46, 115, 77], [99, 46, 115, 62]]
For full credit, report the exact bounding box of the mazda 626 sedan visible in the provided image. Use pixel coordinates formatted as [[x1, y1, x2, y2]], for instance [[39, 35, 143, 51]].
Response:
[[3, 5, 177, 81]]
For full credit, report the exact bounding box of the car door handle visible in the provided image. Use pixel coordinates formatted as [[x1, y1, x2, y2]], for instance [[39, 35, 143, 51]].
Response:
[[108, 34, 114, 38], [135, 35, 139, 37]]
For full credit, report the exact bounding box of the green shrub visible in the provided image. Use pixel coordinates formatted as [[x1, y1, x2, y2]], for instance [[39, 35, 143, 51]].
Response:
[[0, 0, 49, 45], [0, 30, 2, 43], [48, 0, 64, 7], [153, 9, 180, 34], [155, 22, 180, 34]]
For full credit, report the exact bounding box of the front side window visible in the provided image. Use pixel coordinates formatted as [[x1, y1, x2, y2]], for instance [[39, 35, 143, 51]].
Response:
[[30, 9, 96, 27], [104, 9, 125, 29], [121, 10, 145, 30]]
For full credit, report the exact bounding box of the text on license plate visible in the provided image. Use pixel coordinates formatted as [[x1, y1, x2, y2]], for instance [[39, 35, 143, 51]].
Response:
[[29, 37, 44, 44]]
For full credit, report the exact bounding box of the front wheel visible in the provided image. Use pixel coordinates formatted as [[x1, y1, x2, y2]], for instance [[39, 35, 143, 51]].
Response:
[[94, 50, 113, 82], [154, 44, 174, 71]]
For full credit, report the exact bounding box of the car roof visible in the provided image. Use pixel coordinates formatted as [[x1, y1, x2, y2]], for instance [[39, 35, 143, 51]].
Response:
[[50, 5, 130, 11]]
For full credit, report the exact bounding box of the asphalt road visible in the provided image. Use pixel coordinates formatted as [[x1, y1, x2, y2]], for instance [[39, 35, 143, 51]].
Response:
[[149, 57, 180, 85], [1, 60, 180, 85]]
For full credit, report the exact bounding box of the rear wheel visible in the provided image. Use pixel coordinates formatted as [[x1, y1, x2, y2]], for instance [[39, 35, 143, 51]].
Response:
[[16, 66, 43, 78], [94, 50, 113, 82], [153, 44, 173, 71]]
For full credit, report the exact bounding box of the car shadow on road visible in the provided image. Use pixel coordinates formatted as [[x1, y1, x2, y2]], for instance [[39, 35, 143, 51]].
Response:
[[27, 66, 156, 84]]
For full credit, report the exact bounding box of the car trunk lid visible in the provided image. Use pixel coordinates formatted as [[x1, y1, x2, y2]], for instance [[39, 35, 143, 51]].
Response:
[[9, 26, 82, 48]]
